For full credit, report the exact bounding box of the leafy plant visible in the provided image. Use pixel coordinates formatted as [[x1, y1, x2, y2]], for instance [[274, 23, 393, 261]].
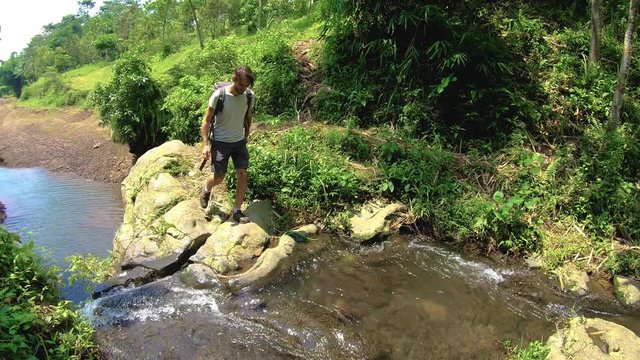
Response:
[[91, 54, 167, 156], [0, 228, 100, 359]]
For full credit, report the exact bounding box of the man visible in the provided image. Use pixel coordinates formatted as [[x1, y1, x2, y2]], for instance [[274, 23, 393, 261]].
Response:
[[199, 66, 254, 224]]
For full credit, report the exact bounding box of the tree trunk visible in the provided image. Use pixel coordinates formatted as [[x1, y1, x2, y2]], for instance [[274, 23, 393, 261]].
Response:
[[609, 0, 639, 130], [589, 0, 603, 66], [258, 0, 263, 29], [188, 0, 204, 49]]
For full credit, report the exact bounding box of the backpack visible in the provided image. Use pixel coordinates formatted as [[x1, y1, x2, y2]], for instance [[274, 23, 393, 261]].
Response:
[[208, 81, 253, 144]]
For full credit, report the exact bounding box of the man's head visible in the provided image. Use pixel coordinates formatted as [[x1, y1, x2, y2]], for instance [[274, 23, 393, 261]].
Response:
[[232, 66, 255, 94]]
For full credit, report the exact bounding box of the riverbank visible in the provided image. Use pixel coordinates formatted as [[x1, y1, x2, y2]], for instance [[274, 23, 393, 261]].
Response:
[[0, 98, 133, 183]]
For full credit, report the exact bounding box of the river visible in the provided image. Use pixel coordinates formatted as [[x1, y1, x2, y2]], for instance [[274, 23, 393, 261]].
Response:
[[0, 166, 123, 301]]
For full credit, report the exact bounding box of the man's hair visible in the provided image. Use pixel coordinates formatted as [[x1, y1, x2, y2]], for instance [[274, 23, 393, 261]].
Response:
[[234, 66, 255, 86]]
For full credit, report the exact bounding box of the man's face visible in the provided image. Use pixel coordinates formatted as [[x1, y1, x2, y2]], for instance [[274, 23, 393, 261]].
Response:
[[234, 77, 251, 93]]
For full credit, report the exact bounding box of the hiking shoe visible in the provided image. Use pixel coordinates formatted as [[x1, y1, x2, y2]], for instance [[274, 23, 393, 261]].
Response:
[[233, 210, 250, 224], [200, 188, 211, 208]]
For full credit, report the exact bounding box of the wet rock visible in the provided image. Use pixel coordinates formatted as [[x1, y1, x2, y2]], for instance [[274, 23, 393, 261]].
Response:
[[190, 221, 270, 274], [350, 201, 406, 243], [179, 264, 219, 289], [244, 200, 276, 235], [92, 266, 156, 298], [0, 201, 6, 224], [554, 264, 590, 296], [614, 276, 640, 309], [547, 317, 640, 359], [228, 234, 296, 287]]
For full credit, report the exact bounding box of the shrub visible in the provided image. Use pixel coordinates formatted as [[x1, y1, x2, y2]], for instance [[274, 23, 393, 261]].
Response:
[[91, 54, 167, 156], [232, 126, 372, 223], [253, 38, 301, 116], [162, 76, 210, 144], [0, 228, 100, 359]]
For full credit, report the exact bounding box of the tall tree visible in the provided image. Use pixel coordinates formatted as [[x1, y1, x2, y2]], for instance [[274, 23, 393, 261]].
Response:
[[609, 0, 639, 129], [589, 0, 603, 67], [187, 0, 204, 49]]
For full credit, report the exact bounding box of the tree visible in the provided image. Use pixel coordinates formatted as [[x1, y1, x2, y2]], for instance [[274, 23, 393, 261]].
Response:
[[589, 0, 603, 67], [609, 0, 639, 129], [91, 55, 166, 156], [187, 0, 204, 49]]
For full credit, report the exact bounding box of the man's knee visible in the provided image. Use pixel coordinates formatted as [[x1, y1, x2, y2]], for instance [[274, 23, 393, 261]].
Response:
[[213, 173, 226, 185], [236, 168, 247, 179]]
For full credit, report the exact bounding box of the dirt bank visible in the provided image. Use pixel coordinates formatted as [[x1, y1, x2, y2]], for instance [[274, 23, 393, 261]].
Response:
[[0, 98, 133, 183]]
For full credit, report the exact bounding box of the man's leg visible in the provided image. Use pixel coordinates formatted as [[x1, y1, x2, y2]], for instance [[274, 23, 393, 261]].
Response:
[[206, 172, 225, 191], [234, 169, 247, 209]]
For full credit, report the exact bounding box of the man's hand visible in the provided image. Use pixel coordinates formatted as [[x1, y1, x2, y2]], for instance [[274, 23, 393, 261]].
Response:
[[202, 145, 210, 160]]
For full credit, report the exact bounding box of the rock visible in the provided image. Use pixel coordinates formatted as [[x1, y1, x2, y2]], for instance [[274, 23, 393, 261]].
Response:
[[0, 201, 6, 224], [524, 255, 544, 269], [228, 234, 296, 287], [179, 264, 220, 289], [92, 266, 156, 298], [244, 200, 276, 235], [350, 201, 406, 243], [554, 264, 590, 296], [189, 221, 270, 274], [614, 276, 640, 308], [112, 141, 217, 272], [93, 143, 102, 149], [547, 317, 640, 359], [120, 140, 191, 206]]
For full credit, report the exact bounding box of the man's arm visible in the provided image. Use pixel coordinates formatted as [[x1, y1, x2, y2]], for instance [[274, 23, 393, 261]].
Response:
[[201, 107, 214, 158]]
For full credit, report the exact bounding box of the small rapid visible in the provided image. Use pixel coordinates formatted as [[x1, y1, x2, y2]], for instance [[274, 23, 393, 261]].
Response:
[[82, 235, 640, 359]]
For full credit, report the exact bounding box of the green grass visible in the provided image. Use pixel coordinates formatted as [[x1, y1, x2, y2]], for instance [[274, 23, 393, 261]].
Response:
[[65, 62, 113, 91]]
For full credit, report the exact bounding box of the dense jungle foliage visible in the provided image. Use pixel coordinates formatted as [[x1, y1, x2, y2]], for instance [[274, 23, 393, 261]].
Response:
[[1, 1, 640, 355]]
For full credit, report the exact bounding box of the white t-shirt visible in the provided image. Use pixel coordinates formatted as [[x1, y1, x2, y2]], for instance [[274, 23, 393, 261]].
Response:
[[208, 87, 254, 143]]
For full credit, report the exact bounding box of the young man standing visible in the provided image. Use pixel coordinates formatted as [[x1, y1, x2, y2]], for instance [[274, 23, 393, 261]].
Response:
[[199, 66, 254, 223]]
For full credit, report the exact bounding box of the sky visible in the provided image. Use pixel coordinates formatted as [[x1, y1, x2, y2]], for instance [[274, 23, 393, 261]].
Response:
[[0, 0, 104, 61]]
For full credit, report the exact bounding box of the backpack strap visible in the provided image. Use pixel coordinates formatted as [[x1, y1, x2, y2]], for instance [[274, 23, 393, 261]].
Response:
[[244, 92, 253, 129], [209, 84, 227, 144]]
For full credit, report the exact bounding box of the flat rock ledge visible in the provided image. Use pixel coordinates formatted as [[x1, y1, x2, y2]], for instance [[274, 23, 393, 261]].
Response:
[[547, 317, 640, 360], [350, 201, 407, 243]]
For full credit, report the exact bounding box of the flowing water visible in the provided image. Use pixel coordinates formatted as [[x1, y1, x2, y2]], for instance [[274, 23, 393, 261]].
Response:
[[2, 166, 639, 358], [0, 166, 123, 301], [87, 235, 640, 359]]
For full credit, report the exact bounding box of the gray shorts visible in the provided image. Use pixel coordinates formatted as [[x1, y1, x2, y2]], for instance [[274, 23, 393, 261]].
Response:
[[211, 139, 249, 174]]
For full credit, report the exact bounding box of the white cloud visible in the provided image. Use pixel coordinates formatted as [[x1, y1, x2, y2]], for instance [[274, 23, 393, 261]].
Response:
[[0, 0, 104, 61]]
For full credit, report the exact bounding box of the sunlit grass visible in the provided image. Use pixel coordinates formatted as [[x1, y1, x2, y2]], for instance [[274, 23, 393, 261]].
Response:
[[65, 62, 113, 91]]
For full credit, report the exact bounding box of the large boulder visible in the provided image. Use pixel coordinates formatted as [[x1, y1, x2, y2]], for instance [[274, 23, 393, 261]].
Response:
[[189, 221, 270, 274], [227, 224, 319, 286], [547, 317, 640, 359], [614, 276, 640, 309], [350, 201, 406, 243], [112, 140, 223, 272]]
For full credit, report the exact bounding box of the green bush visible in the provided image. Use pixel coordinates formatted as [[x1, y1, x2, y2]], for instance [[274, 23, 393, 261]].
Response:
[[0, 228, 100, 359], [91, 54, 167, 156], [20, 74, 71, 107], [252, 38, 301, 116], [235, 126, 372, 222], [162, 76, 210, 144]]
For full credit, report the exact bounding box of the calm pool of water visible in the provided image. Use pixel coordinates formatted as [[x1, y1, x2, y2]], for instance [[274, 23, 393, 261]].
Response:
[[0, 167, 123, 302]]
